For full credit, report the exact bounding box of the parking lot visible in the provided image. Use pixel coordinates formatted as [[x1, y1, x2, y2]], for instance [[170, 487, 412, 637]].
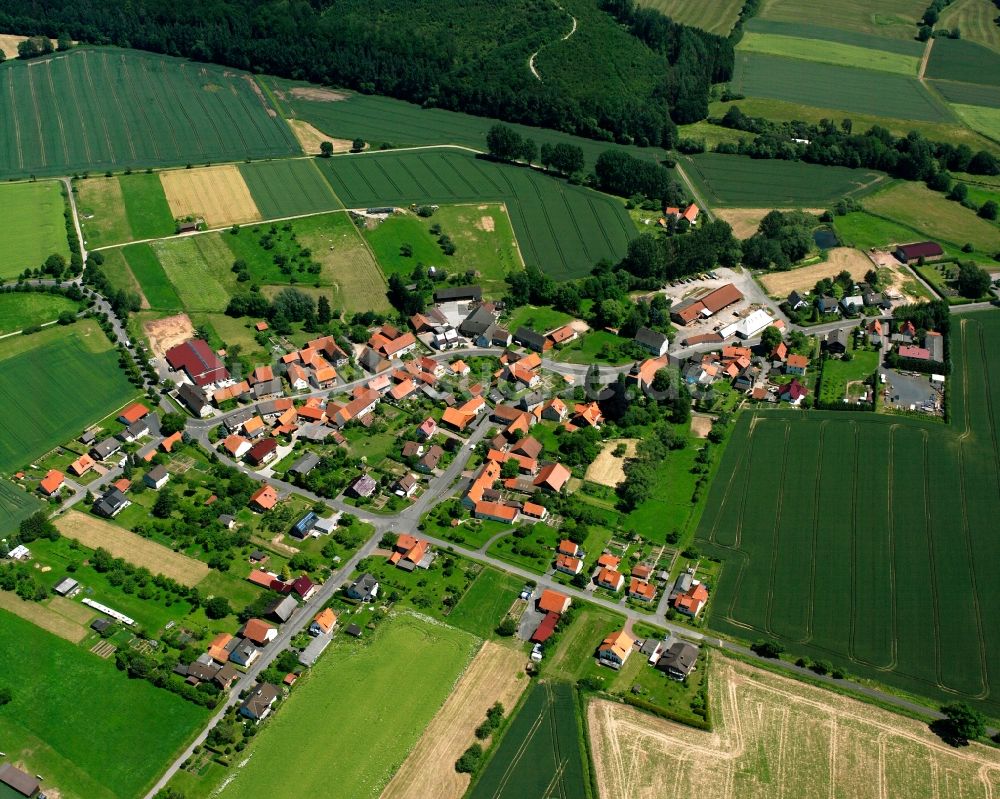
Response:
[[883, 368, 943, 416]]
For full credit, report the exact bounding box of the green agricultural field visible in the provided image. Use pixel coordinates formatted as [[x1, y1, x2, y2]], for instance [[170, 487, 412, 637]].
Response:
[[952, 104, 1000, 138], [679, 153, 886, 207], [98, 248, 148, 306], [0, 292, 79, 334], [469, 682, 589, 799], [0, 47, 299, 179], [864, 181, 1000, 252], [738, 32, 921, 75], [926, 38, 1000, 86], [447, 567, 524, 637], [757, 0, 927, 41], [934, 80, 1000, 108], [265, 80, 658, 169], [320, 148, 635, 280], [0, 320, 137, 472], [238, 159, 343, 218], [0, 181, 69, 280], [151, 236, 232, 312], [636, 0, 743, 34], [0, 610, 207, 799], [744, 19, 926, 55], [0, 480, 44, 536], [938, 0, 1000, 53], [697, 312, 1000, 715], [730, 52, 953, 122], [122, 243, 184, 309], [119, 173, 176, 239], [211, 615, 476, 799]]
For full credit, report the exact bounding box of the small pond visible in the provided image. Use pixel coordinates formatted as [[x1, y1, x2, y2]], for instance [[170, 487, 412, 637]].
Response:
[[813, 228, 839, 249]]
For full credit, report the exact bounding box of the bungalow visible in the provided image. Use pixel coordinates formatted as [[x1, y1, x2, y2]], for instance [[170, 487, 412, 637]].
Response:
[[521, 501, 547, 520], [247, 438, 279, 466], [249, 485, 279, 512], [558, 540, 581, 557], [632, 564, 653, 581], [555, 553, 584, 575], [674, 582, 709, 617], [69, 453, 95, 477], [634, 326, 669, 357], [597, 567, 625, 592], [39, 469, 64, 496], [223, 434, 252, 459], [229, 638, 261, 667], [597, 553, 621, 570], [239, 682, 280, 722], [537, 589, 571, 614], [628, 577, 656, 602], [597, 629, 636, 670], [118, 402, 149, 426], [241, 618, 278, 646], [143, 464, 170, 490], [474, 501, 518, 523], [178, 382, 212, 417], [288, 452, 320, 477], [416, 417, 438, 440], [347, 573, 379, 602], [533, 463, 571, 493], [348, 474, 378, 498], [657, 641, 699, 680], [311, 608, 337, 636], [785, 354, 809, 376], [94, 486, 130, 518], [513, 326, 550, 352]]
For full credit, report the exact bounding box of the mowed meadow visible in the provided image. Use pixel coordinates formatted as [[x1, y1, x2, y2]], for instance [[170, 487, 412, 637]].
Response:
[[0, 180, 70, 279], [697, 312, 1000, 714], [0, 47, 299, 179]]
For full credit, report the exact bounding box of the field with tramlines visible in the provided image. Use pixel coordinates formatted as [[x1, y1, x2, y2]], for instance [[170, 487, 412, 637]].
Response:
[[0, 47, 299, 179], [319, 148, 634, 280], [239, 158, 343, 218], [636, 0, 743, 34], [697, 312, 1000, 714]]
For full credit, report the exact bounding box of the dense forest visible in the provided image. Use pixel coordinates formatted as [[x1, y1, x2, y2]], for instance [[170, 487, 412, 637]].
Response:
[[0, 0, 733, 146]]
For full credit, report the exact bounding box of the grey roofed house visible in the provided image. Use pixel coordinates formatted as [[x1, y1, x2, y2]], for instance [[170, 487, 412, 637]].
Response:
[[348, 474, 377, 498], [91, 617, 112, 633], [435, 285, 482, 303], [90, 436, 121, 460], [787, 290, 808, 310], [346, 623, 363, 637], [671, 571, 693, 598], [298, 422, 331, 442], [218, 513, 235, 528], [0, 763, 41, 797], [214, 663, 239, 688], [290, 511, 319, 539], [418, 445, 444, 472], [891, 333, 913, 344], [488, 324, 512, 346], [639, 637, 662, 657], [186, 660, 221, 682], [459, 304, 496, 338], [53, 577, 79, 596], [178, 382, 210, 415], [656, 641, 699, 680], [80, 429, 97, 445], [359, 346, 389, 374], [289, 452, 320, 476], [299, 632, 332, 666], [265, 594, 298, 623], [144, 464, 169, 487], [925, 332, 944, 363], [816, 296, 840, 314], [224, 409, 254, 434], [94, 487, 130, 518], [239, 682, 281, 721], [634, 326, 670, 356], [517, 390, 547, 411], [313, 515, 340, 534], [257, 399, 283, 418], [118, 417, 151, 441], [253, 377, 284, 400], [514, 326, 548, 352], [824, 328, 849, 353], [347, 573, 379, 602]]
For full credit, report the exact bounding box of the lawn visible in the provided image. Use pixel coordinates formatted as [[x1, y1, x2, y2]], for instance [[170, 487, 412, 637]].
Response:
[[818, 349, 879, 403], [151, 235, 232, 312], [551, 329, 638, 365], [0, 292, 79, 334], [119, 172, 176, 239], [0, 320, 138, 472], [636, 0, 743, 34], [0, 181, 69, 280], [834, 210, 997, 264], [447, 567, 524, 638], [0, 609, 208, 799], [212, 614, 477, 799], [122, 243, 184, 309], [679, 153, 887, 208], [544, 606, 629, 683], [319, 148, 635, 281], [621, 443, 701, 542], [0, 47, 299, 180], [75, 177, 132, 248], [697, 312, 1000, 716], [506, 304, 575, 333], [487, 524, 558, 574], [238, 158, 343, 218], [738, 32, 920, 76]]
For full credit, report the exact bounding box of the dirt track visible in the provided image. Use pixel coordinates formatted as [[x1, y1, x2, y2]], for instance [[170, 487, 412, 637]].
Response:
[[380, 641, 528, 799], [588, 653, 1000, 799], [56, 510, 209, 586]]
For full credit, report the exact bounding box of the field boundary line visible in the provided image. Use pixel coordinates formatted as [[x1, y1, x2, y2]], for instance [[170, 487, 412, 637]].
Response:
[[802, 419, 826, 644], [885, 424, 899, 670], [226, 74, 272, 152], [920, 429, 947, 690], [974, 321, 1000, 503], [956, 443, 991, 699], [139, 58, 181, 158], [159, 58, 207, 157], [179, 63, 227, 156]]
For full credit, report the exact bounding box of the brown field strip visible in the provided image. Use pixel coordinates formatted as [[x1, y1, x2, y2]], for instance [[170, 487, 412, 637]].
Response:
[[759, 247, 923, 303], [585, 439, 638, 488], [589, 653, 1000, 799], [287, 119, 355, 155], [0, 591, 87, 643], [380, 641, 528, 799], [48, 595, 97, 625], [715, 207, 825, 239], [160, 164, 261, 227], [56, 509, 209, 586]]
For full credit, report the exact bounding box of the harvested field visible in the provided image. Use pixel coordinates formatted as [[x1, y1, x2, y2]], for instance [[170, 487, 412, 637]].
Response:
[[160, 165, 261, 228], [0, 591, 86, 643], [0, 34, 59, 59], [56, 510, 209, 586], [589, 653, 1000, 799], [48, 596, 96, 625], [758, 247, 873, 296], [142, 312, 194, 357], [287, 120, 354, 155], [637, 0, 742, 34], [380, 641, 528, 799], [585, 439, 638, 487], [715, 207, 824, 238]]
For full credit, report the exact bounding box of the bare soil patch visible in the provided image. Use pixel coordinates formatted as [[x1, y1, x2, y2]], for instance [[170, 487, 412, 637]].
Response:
[[160, 165, 261, 228], [759, 247, 873, 296], [588, 652, 1000, 799], [690, 414, 713, 439], [287, 119, 355, 155], [0, 34, 62, 59], [716, 207, 825, 239], [56, 510, 209, 586], [288, 87, 350, 102], [476, 215, 496, 232], [380, 641, 528, 799], [585, 439, 638, 487], [143, 312, 195, 358], [0, 591, 86, 643]]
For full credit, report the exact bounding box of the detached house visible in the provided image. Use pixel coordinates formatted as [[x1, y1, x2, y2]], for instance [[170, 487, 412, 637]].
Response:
[[239, 683, 280, 722], [597, 629, 635, 670], [634, 326, 669, 357], [597, 567, 625, 592]]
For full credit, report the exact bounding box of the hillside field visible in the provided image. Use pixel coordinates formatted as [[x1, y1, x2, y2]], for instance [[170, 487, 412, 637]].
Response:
[[679, 153, 886, 207], [756, 0, 928, 41], [320, 148, 634, 280], [0, 321, 137, 472], [738, 32, 921, 75], [238, 158, 343, 218], [0, 47, 299, 179], [697, 312, 1000, 715], [636, 0, 743, 34], [210, 614, 476, 799], [938, 0, 1000, 53], [0, 181, 70, 280], [926, 38, 1000, 86], [0, 609, 208, 799]]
